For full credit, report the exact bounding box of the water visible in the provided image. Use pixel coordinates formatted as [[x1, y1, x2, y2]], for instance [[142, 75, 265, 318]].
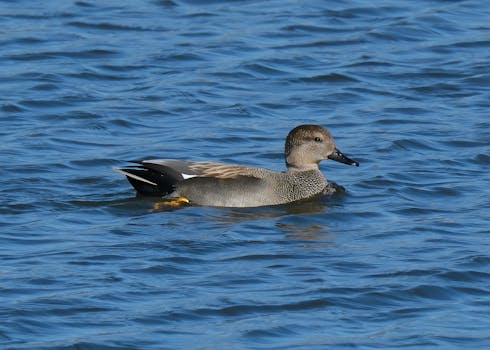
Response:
[[1, 0, 489, 348]]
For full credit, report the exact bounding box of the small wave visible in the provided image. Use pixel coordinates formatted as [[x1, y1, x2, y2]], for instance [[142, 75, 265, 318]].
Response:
[[298, 73, 358, 83], [64, 71, 135, 81], [1, 103, 25, 112], [274, 38, 366, 50], [67, 21, 164, 32], [281, 24, 347, 34], [155, 52, 206, 62], [241, 63, 289, 76], [381, 138, 441, 152], [7, 49, 118, 61], [193, 298, 332, 317]]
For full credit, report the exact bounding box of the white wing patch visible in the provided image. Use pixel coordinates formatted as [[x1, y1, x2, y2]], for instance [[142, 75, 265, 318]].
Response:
[[182, 173, 197, 179]]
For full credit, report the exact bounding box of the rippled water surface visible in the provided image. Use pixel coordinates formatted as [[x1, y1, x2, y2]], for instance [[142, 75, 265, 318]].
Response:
[[1, 0, 490, 349]]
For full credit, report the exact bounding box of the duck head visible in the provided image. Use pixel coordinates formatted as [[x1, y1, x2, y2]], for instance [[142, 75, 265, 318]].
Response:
[[285, 124, 359, 170]]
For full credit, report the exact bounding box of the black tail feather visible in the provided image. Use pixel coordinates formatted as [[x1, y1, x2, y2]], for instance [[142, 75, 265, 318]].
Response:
[[119, 166, 180, 197]]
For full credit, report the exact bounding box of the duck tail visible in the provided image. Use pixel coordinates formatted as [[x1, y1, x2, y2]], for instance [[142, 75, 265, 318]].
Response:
[[114, 162, 182, 196]]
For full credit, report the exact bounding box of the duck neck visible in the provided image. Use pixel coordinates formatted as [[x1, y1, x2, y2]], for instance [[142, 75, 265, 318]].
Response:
[[285, 150, 321, 172], [286, 162, 320, 172]]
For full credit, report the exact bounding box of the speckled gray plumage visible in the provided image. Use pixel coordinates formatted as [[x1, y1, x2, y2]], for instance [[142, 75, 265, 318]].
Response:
[[116, 124, 359, 207], [176, 168, 329, 207]]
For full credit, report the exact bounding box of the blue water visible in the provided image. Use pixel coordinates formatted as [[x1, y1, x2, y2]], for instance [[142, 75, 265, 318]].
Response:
[[1, 0, 489, 349]]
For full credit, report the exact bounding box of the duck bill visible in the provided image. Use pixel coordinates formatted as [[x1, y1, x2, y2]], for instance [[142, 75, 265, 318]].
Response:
[[328, 148, 359, 166]]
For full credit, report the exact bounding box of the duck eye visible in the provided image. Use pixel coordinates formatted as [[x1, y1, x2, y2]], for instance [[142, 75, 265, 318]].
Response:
[[314, 137, 322, 142]]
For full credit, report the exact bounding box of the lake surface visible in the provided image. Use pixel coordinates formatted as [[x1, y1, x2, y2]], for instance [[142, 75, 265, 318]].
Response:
[[1, 0, 489, 349]]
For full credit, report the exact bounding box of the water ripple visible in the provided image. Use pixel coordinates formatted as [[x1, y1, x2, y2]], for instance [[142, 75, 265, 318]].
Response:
[[1, 0, 489, 349]]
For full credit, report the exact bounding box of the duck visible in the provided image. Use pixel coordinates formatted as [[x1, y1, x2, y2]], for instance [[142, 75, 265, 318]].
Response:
[[115, 124, 359, 207]]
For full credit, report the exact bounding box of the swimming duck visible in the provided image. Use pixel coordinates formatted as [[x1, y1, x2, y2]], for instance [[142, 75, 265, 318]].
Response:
[[115, 124, 358, 207]]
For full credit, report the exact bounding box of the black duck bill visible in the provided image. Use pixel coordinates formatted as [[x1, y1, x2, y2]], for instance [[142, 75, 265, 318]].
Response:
[[328, 148, 359, 167]]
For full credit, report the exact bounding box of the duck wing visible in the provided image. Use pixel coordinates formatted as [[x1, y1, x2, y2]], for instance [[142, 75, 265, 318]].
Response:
[[115, 159, 262, 196], [139, 159, 262, 179]]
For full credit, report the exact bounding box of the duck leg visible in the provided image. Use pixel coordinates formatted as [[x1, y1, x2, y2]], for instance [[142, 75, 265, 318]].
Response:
[[153, 196, 190, 209]]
